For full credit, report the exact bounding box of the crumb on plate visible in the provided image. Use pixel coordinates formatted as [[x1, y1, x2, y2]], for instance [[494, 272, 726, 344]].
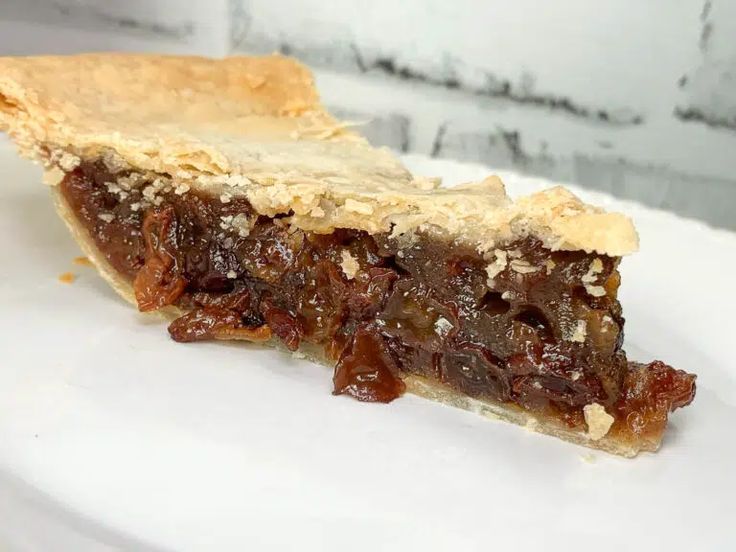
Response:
[[58, 272, 76, 284]]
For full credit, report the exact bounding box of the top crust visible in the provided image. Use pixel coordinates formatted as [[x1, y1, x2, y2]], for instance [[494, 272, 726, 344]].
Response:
[[0, 53, 638, 256]]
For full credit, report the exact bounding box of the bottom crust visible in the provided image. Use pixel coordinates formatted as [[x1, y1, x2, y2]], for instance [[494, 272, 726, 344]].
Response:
[[53, 188, 182, 318], [403, 377, 653, 457], [52, 188, 655, 458]]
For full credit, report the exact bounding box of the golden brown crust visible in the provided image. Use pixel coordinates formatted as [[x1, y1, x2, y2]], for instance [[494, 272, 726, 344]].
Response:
[[403, 378, 655, 458], [2, 53, 638, 256]]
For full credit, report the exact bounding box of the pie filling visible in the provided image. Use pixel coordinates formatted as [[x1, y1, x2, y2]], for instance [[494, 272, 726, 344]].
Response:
[[59, 159, 696, 444]]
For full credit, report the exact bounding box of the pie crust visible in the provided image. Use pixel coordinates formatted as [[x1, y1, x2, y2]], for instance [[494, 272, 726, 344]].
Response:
[[0, 54, 695, 457], [0, 53, 638, 256]]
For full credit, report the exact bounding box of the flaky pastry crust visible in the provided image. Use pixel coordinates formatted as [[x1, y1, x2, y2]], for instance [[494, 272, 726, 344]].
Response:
[[0, 53, 638, 256]]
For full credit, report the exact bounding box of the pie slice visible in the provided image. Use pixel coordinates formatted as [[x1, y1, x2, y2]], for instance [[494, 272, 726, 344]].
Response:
[[0, 54, 696, 457]]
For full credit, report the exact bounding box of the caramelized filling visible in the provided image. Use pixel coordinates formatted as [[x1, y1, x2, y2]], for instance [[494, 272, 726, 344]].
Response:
[[60, 161, 696, 441]]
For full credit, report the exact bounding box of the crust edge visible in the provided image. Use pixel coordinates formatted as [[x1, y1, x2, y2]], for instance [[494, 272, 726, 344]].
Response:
[[0, 54, 639, 257]]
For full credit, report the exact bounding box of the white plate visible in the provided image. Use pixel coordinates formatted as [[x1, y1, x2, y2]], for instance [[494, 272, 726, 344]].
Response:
[[0, 142, 734, 551]]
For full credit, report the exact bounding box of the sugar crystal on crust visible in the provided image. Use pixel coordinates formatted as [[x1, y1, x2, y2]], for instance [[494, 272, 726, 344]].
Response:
[[485, 249, 508, 285], [583, 403, 614, 440], [582, 258, 606, 297], [340, 250, 360, 279], [568, 320, 587, 343]]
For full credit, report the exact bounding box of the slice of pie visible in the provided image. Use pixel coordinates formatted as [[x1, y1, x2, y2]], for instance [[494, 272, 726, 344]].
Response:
[[0, 54, 695, 457]]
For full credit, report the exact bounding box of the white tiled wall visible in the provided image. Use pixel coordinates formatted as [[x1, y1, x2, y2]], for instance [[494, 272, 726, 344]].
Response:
[[232, 0, 736, 229], [1, 0, 734, 229], [0, 0, 229, 55]]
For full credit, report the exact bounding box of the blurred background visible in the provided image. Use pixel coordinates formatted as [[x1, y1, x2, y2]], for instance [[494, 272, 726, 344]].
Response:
[[1, 0, 734, 230]]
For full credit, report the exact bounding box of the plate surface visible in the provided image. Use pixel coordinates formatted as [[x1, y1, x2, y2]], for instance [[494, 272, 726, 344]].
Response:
[[0, 141, 734, 551]]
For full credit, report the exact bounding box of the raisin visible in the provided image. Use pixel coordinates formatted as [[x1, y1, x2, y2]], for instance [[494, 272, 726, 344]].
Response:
[[261, 297, 303, 351], [346, 267, 397, 320], [297, 260, 347, 342], [333, 327, 406, 403], [615, 361, 696, 437], [378, 280, 458, 352], [134, 205, 187, 311], [191, 288, 253, 312], [439, 343, 509, 400], [168, 307, 243, 342]]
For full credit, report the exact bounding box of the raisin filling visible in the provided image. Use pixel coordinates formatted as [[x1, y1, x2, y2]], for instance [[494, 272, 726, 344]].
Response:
[[60, 160, 696, 442]]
